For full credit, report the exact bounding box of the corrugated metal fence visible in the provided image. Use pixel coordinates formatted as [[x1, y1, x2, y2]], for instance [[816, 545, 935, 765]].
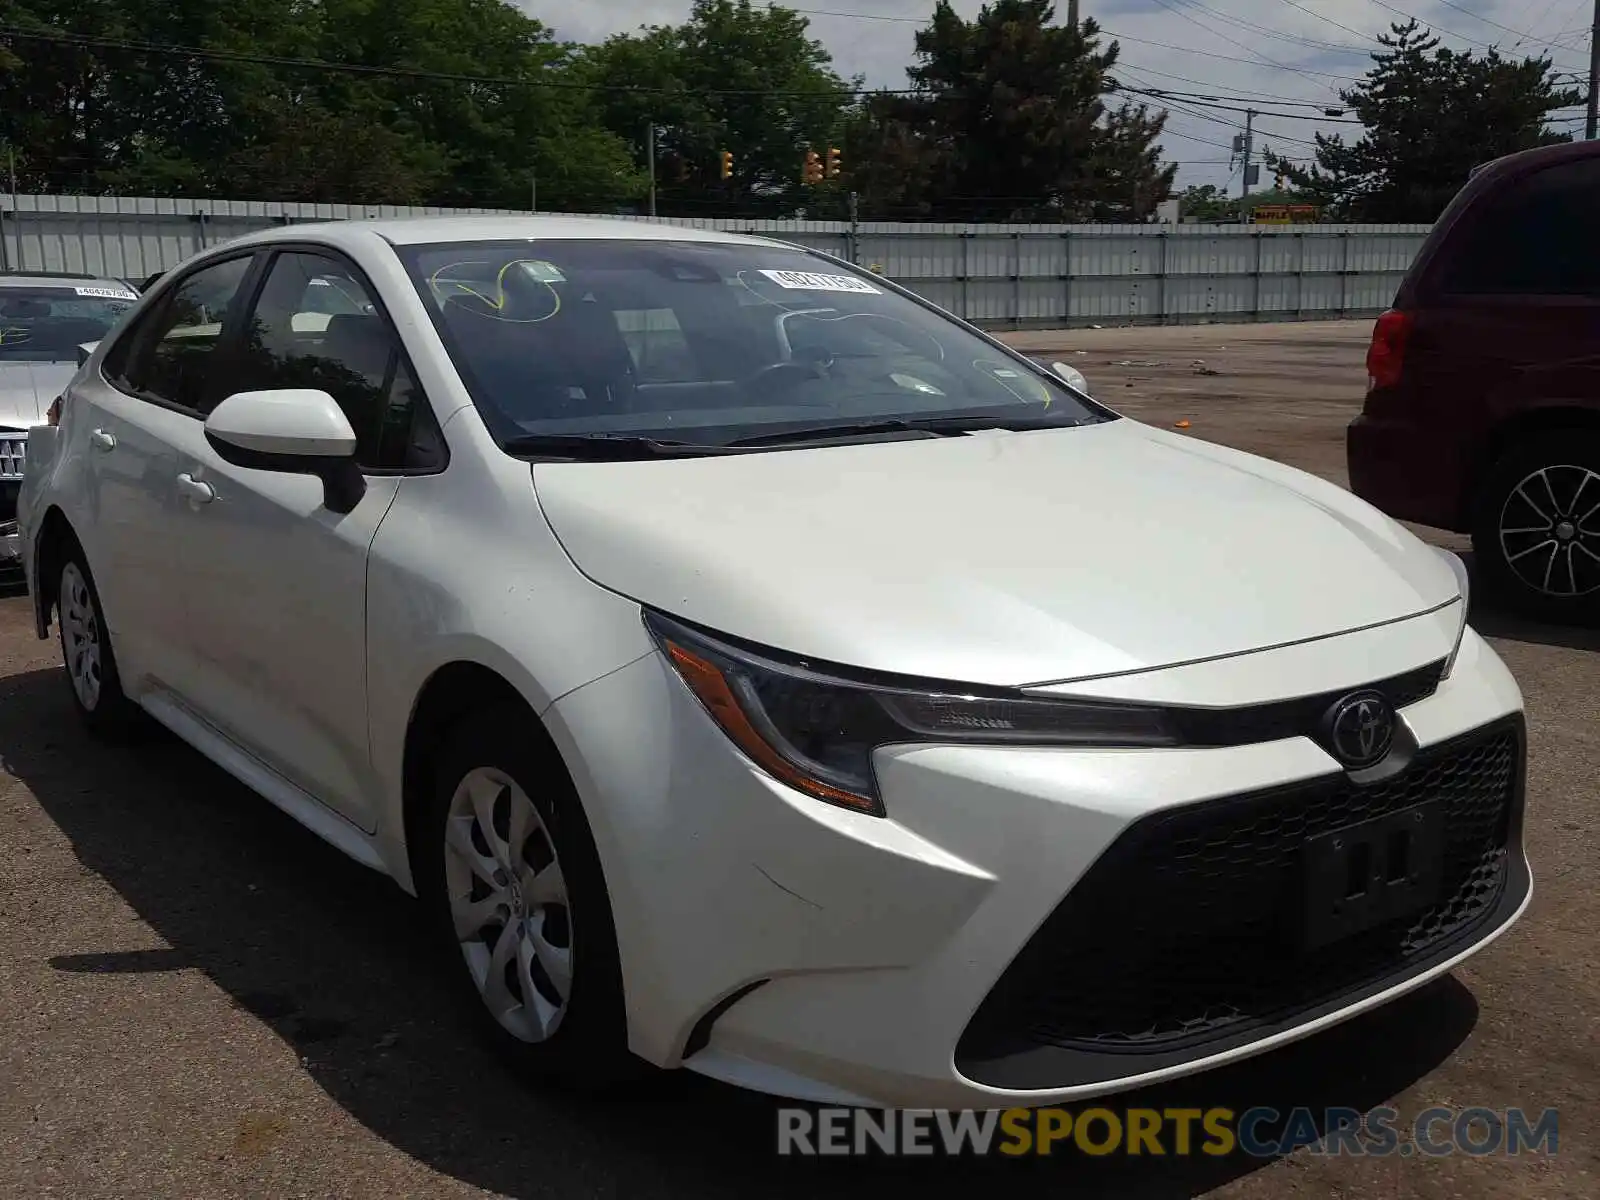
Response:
[[0, 194, 1432, 329]]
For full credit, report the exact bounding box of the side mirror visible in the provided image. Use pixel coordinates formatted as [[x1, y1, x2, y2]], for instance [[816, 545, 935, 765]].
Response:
[[204, 388, 367, 514], [1049, 360, 1091, 396], [77, 341, 99, 367]]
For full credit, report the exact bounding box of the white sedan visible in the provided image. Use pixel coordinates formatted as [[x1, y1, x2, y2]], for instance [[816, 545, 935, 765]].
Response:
[[18, 217, 1529, 1109]]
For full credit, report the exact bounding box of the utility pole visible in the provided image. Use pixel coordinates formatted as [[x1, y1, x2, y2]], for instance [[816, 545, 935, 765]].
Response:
[[530, 170, 537, 214], [646, 122, 658, 218], [1067, 0, 1079, 26], [1238, 108, 1256, 207], [1587, 0, 1599, 139], [848, 190, 860, 263]]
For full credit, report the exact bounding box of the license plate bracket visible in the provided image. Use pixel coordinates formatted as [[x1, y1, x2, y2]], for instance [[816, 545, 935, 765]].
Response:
[[1303, 802, 1444, 950]]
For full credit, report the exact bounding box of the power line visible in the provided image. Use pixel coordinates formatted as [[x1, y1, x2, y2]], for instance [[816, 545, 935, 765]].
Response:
[[1101, 29, 1364, 81], [1146, 0, 1342, 88], [1116, 83, 1363, 122], [1170, 0, 1374, 56], [1277, 0, 1384, 44], [1114, 60, 1349, 106], [1426, 0, 1564, 44]]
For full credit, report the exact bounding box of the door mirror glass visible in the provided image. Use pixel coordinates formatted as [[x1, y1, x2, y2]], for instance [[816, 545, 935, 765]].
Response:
[[204, 388, 366, 513], [1050, 360, 1091, 395]]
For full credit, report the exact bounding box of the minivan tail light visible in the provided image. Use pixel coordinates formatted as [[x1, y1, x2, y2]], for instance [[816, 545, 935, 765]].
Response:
[[1366, 309, 1412, 390]]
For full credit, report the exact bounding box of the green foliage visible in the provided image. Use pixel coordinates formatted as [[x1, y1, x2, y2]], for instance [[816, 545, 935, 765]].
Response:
[[0, 0, 645, 209], [583, 0, 856, 217], [1178, 184, 1238, 222], [1267, 21, 1581, 222], [1177, 182, 1320, 223], [850, 1, 1175, 221]]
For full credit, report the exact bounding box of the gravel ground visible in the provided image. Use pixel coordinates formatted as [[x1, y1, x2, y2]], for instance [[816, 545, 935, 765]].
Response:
[[2, 318, 1595, 1198]]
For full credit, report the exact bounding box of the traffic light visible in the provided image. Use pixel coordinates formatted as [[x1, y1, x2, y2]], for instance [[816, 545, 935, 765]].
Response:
[[719, 150, 734, 180], [826, 147, 842, 179], [802, 149, 823, 185]]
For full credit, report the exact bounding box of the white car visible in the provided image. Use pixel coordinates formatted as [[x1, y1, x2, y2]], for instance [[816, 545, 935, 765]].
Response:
[[0, 272, 139, 565], [18, 218, 1529, 1110]]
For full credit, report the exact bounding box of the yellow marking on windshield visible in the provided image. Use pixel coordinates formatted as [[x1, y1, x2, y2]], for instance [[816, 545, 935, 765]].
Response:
[[428, 260, 562, 324]]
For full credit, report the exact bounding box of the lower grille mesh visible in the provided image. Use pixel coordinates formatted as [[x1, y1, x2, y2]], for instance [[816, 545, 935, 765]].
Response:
[[958, 721, 1521, 1065]]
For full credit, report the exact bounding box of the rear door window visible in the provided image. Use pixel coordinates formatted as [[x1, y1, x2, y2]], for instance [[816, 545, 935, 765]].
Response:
[[1439, 159, 1600, 297], [117, 255, 256, 413]]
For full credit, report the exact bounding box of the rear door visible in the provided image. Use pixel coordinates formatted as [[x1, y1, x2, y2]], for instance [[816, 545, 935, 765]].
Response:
[[1410, 157, 1600, 465], [72, 253, 259, 691]]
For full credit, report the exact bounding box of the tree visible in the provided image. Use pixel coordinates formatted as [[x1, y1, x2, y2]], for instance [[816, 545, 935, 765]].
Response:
[[584, 1, 857, 217], [0, 0, 646, 209], [1268, 21, 1581, 222], [1178, 184, 1236, 222], [853, 1, 1174, 221]]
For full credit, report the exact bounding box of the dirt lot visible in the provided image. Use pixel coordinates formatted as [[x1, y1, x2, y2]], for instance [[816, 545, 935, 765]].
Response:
[[2, 319, 1595, 1198]]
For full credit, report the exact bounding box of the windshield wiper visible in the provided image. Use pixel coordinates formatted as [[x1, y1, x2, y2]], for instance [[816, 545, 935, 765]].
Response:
[[723, 412, 1083, 447], [501, 433, 727, 460]]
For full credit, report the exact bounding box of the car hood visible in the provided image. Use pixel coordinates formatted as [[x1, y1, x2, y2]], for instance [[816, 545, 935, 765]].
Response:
[[531, 419, 1461, 688], [0, 361, 74, 427]]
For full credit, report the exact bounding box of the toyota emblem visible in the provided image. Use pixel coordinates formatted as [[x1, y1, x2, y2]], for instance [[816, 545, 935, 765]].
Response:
[[1326, 691, 1396, 769]]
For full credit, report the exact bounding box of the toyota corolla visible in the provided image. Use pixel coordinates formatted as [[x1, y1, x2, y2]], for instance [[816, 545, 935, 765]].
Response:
[[18, 218, 1529, 1109]]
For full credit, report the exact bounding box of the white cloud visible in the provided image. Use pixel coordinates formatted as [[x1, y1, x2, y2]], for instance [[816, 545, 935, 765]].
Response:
[[517, 1, 1593, 192]]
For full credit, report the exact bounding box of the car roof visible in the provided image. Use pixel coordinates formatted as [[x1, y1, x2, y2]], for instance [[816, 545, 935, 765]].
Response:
[[0, 271, 130, 289], [230, 215, 793, 252], [1465, 138, 1600, 188], [1397, 138, 1600, 306]]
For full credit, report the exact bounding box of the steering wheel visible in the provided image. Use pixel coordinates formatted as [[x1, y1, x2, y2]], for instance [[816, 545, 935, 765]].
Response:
[[740, 357, 831, 397]]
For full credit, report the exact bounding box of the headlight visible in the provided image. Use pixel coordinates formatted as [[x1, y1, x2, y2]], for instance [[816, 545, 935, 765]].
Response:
[[1432, 546, 1471, 678], [645, 612, 1176, 816]]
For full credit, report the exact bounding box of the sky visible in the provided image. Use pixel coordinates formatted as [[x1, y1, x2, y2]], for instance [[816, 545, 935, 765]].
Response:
[[517, 0, 1594, 192]]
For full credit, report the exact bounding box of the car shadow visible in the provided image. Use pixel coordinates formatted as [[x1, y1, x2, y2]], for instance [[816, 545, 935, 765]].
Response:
[[0, 665, 1479, 1197]]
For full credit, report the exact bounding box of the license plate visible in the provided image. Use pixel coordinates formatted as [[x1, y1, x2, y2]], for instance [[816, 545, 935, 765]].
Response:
[[1303, 802, 1444, 950]]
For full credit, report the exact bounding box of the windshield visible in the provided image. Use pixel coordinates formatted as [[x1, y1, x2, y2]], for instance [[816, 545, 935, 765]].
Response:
[[399, 239, 1105, 454], [0, 284, 136, 361]]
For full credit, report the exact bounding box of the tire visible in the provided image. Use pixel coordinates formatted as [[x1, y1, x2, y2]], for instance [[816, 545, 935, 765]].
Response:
[[56, 545, 143, 738], [416, 706, 640, 1090], [1471, 432, 1600, 624]]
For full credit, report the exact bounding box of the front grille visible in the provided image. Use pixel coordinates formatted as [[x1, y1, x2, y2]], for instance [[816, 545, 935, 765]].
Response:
[[957, 719, 1523, 1084], [0, 433, 27, 481]]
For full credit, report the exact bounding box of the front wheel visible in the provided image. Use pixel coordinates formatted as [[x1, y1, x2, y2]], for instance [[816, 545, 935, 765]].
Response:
[[417, 707, 639, 1089], [1472, 433, 1600, 623]]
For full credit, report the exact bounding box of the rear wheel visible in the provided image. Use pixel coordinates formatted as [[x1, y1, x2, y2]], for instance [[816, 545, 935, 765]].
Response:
[[57, 548, 142, 737], [416, 706, 640, 1089], [1472, 433, 1600, 623]]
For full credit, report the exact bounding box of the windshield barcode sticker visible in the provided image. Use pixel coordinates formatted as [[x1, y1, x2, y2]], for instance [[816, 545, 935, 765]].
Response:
[[758, 269, 881, 295], [74, 285, 137, 300]]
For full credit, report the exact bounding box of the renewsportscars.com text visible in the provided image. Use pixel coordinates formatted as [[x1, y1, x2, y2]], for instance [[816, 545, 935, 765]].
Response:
[[777, 1105, 1559, 1158]]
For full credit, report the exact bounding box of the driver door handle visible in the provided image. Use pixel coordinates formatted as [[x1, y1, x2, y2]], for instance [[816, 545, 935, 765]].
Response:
[[176, 472, 215, 505], [89, 428, 116, 452]]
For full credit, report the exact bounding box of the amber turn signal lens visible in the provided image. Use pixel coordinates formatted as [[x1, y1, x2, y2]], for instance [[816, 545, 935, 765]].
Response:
[[663, 641, 881, 814]]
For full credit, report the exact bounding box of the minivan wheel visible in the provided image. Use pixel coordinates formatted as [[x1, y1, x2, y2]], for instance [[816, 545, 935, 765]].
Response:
[[57, 549, 141, 737], [1472, 434, 1600, 622], [417, 707, 640, 1089]]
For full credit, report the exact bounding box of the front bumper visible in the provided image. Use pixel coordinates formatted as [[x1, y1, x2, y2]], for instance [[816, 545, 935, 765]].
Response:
[[547, 621, 1527, 1110]]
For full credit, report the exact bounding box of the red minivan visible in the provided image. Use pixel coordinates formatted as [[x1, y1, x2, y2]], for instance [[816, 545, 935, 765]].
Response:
[[1347, 139, 1600, 621]]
